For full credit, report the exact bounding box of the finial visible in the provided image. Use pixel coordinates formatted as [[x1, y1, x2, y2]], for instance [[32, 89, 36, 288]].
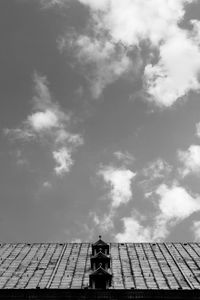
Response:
[[99, 235, 102, 240]]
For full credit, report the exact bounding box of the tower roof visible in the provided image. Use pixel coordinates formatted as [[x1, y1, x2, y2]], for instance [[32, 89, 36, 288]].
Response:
[[90, 265, 112, 278], [91, 250, 110, 260], [93, 235, 108, 246]]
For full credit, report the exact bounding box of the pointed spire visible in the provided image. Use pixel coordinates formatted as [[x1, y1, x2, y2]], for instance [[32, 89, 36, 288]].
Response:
[[93, 236, 107, 246], [92, 236, 109, 255]]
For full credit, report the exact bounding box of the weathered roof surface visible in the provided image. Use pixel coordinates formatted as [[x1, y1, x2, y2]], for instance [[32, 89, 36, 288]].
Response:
[[0, 243, 200, 290]]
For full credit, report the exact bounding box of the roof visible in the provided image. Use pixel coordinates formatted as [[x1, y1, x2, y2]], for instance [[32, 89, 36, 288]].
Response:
[[0, 242, 200, 290]]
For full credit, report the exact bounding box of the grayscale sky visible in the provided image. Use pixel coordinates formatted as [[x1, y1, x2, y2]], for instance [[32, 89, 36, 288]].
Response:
[[1, 0, 200, 242]]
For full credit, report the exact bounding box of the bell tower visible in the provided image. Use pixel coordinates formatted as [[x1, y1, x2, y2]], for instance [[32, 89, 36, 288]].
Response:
[[89, 236, 112, 289]]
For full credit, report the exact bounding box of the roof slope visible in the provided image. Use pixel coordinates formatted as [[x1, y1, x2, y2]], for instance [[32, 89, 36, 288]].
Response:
[[0, 243, 200, 289]]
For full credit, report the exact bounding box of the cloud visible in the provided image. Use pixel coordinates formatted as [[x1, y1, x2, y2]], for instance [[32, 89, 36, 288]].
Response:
[[156, 184, 200, 221], [78, 0, 188, 45], [53, 147, 73, 175], [92, 154, 200, 240], [98, 165, 136, 208], [116, 217, 152, 243], [62, 33, 134, 98], [139, 159, 172, 196], [27, 110, 59, 132], [90, 211, 114, 232], [5, 72, 83, 175], [153, 184, 200, 240], [144, 29, 200, 107], [178, 145, 200, 177], [90, 163, 136, 233], [40, 0, 200, 104], [56, 0, 200, 105], [116, 183, 200, 242], [78, 0, 109, 10]]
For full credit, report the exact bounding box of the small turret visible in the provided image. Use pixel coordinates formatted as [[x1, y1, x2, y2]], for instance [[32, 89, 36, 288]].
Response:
[[89, 236, 112, 289]]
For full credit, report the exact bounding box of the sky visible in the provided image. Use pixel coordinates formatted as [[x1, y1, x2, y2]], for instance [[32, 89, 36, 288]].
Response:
[[1, 0, 200, 243]]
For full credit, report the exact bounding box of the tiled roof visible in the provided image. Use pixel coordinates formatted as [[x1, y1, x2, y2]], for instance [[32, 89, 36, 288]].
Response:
[[0, 243, 200, 289]]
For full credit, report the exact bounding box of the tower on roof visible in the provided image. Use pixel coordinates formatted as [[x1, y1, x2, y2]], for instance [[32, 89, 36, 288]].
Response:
[[90, 236, 112, 289]]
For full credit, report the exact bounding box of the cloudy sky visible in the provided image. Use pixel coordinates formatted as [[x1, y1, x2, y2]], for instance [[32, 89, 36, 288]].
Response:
[[2, 0, 200, 243]]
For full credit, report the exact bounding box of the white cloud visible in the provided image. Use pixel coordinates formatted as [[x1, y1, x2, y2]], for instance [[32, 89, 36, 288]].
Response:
[[192, 220, 200, 241], [64, 34, 133, 98], [5, 72, 83, 175], [53, 147, 73, 175], [116, 217, 151, 242], [78, 0, 189, 45], [27, 110, 59, 131], [178, 145, 200, 177], [145, 30, 200, 107], [65, 0, 200, 105], [98, 166, 136, 208], [156, 184, 200, 220], [42, 0, 200, 104], [91, 163, 136, 233], [116, 183, 200, 242], [154, 184, 200, 240]]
